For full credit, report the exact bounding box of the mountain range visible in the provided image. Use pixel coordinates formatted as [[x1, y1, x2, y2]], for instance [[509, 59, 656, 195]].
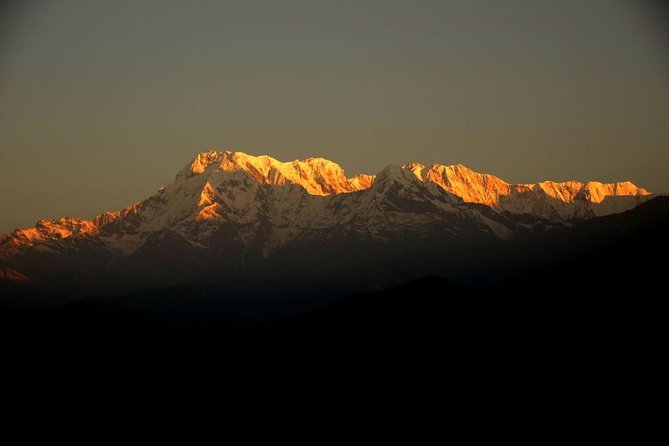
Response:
[[0, 150, 661, 309]]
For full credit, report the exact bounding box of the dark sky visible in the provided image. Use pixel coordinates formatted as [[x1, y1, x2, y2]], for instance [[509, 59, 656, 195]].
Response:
[[0, 0, 667, 232]]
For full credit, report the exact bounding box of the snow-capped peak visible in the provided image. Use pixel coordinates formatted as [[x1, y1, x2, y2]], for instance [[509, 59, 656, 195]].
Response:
[[175, 150, 651, 216], [176, 149, 372, 196], [0, 150, 656, 265], [401, 162, 651, 218]]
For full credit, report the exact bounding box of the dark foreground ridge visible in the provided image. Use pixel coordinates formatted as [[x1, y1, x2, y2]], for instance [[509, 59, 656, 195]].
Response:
[[4, 274, 662, 358], [4, 196, 667, 368]]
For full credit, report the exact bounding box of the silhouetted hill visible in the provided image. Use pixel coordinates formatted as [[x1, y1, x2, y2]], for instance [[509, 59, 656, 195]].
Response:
[[4, 197, 667, 367], [498, 196, 669, 291], [256, 276, 462, 344]]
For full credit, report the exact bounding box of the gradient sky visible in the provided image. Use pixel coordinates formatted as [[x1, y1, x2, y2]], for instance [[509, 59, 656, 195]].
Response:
[[0, 0, 667, 232]]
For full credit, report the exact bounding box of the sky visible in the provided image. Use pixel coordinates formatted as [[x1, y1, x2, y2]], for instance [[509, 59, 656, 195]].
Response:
[[0, 0, 667, 232]]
